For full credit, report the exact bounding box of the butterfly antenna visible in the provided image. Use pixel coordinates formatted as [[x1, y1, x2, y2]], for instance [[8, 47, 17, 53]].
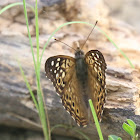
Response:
[[81, 21, 98, 49], [54, 38, 77, 51]]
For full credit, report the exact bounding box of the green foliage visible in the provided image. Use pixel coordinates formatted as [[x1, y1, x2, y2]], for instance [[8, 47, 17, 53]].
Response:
[[108, 119, 138, 140], [88, 101, 138, 140], [108, 135, 122, 140], [0, 2, 34, 15], [127, 119, 136, 133], [123, 122, 135, 137], [122, 119, 138, 140], [0, 0, 50, 140], [89, 99, 104, 140], [22, 0, 50, 139]]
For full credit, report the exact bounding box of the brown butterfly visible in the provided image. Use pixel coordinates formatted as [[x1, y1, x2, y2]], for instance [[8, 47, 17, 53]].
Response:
[[45, 22, 107, 127]]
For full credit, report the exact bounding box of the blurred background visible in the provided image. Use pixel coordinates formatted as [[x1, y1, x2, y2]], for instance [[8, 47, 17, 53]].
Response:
[[1, 0, 140, 32], [104, 0, 140, 33]]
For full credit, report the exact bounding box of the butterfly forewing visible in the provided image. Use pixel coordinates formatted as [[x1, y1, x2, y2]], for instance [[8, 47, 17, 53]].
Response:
[[85, 50, 107, 121], [45, 55, 75, 96]]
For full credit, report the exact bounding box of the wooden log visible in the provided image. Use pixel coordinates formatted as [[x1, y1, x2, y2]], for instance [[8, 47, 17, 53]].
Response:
[[0, 29, 140, 139]]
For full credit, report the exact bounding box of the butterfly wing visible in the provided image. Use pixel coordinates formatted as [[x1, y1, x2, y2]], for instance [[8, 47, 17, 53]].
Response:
[[85, 50, 107, 121], [45, 55, 88, 126], [61, 70, 88, 127], [45, 55, 75, 96]]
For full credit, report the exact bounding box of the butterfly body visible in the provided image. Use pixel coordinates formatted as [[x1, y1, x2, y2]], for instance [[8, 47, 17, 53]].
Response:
[[75, 48, 88, 81], [75, 48, 89, 109], [45, 44, 106, 127]]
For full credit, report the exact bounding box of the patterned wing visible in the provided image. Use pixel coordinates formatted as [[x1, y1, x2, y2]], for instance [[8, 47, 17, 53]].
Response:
[[45, 55, 88, 127], [85, 50, 107, 121], [61, 70, 88, 127], [45, 55, 75, 96]]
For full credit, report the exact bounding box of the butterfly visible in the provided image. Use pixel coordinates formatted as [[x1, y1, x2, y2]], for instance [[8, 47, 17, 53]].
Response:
[[45, 40, 107, 127], [45, 21, 106, 127]]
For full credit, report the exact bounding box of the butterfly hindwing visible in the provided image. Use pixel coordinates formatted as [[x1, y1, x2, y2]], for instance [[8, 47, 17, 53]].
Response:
[[45, 55, 75, 96], [85, 50, 107, 121], [61, 70, 88, 127]]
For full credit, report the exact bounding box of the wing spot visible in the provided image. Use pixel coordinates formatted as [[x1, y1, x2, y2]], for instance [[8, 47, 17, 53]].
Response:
[[58, 88, 62, 92], [94, 67, 97, 72], [67, 110, 70, 114], [62, 81, 65, 87], [68, 87, 71, 92], [102, 80, 104, 85], [96, 54, 99, 58], [54, 70, 56, 73], [96, 61, 101, 66], [77, 109, 79, 114], [83, 125, 87, 127], [73, 102, 75, 107], [58, 78, 61, 83], [56, 73, 59, 78], [51, 61, 54, 66], [57, 92, 61, 96], [57, 58, 61, 61], [77, 122, 80, 127], [60, 69, 63, 73], [62, 72, 65, 78], [92, 53, 94, 56], [101, 105, 104, 110], [50, 69, 52, 72], [101, 95, 103, 99], [99, 67, 101, 71], [56, 62, 59, 67], [66, 94, 68, 99], [57, 67, 60, 70], [94, 56, 97, 61], [72, 116, 75, 120], [99, 71, 102, 77]]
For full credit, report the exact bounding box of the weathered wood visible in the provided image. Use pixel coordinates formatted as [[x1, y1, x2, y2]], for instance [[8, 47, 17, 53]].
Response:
[[0, 28, 140, 139]]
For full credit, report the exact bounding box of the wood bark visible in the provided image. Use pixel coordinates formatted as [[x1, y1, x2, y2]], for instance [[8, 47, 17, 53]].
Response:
[[0, 29, 140, 139]]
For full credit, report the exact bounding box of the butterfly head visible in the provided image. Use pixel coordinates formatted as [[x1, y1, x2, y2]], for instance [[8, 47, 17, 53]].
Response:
[[75, 47, 84, 59], [72, 41, 84, 59]]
